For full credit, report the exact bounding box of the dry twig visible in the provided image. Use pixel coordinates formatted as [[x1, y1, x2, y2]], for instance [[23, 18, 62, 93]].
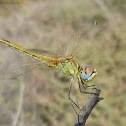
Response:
[[74, 86, 103, 126]]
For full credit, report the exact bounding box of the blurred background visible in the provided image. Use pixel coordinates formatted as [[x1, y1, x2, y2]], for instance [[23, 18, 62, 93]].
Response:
[[0, 0, 126, 126]]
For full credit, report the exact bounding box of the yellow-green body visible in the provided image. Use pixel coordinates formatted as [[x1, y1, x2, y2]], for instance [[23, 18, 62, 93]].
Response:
[[0, 39, 82, 79]]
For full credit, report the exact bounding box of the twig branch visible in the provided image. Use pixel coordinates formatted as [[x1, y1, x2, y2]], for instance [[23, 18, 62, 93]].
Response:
[[12, 79, 25, 126], [74, 86, 103, 126]]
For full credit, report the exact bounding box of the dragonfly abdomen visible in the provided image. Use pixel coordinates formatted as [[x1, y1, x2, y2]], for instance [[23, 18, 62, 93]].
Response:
[[0, 39, 56, 65]]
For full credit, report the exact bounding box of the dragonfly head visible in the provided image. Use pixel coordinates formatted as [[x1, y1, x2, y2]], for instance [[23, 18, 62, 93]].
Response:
[[81, 65, 97, 82]]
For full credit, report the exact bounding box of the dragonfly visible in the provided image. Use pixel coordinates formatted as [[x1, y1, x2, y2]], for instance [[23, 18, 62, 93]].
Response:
[[0, 39, 97, 115]]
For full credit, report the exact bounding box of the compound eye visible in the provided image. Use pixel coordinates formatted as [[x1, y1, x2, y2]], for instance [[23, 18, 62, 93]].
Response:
[[85, 67, 89, 74]]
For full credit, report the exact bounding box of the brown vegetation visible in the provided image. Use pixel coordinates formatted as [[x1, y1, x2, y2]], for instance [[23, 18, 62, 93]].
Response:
[[0, 0, 126, 126]]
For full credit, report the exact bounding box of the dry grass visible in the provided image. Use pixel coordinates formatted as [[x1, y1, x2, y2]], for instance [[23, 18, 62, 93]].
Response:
[[0, 0, 126, 126]]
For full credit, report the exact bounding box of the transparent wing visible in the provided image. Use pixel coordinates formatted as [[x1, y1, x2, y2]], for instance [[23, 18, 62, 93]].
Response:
[[0, 62, 39, 80], [0, 48, 42, 80], [0, 46, 61, 80], [69, 20, 98, 57], [54, 20, 98, 57], [28, 49, 57, 57]]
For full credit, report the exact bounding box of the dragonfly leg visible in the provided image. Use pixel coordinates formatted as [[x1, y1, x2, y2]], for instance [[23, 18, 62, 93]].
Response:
[[85, 84, 95, 87], [78, 80, 98, 95], [82, 84, 100, 92], [82, 83, 96, 90], [68, 78, 80, 115]]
